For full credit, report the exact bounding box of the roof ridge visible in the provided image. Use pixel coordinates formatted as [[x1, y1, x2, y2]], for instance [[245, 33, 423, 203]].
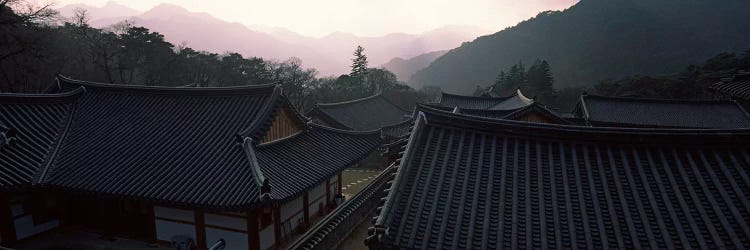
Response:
[[308, 122, 382, 135], [417, 104, 750, 137], [241, 138, 271, 201], [370, 112, 428, 243], [583, 93, 736, 104], [56, 75, 278, 95], [237, 85, 284, 140], [316, 94, 383, 107], [440, 92, 514, 101], [34, 89, 83, 185], [0, 87, 86, 104]]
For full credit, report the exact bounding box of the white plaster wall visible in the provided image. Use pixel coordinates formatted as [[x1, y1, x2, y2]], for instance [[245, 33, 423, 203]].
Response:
[[259, 225, 275, 250], [280, 196, 303, 232], [205, 228, 248, 250], [10, 204, 59, 240], [155, 219, 196, 242], [154, 206, 196, 242], [205, 213, 246, 231], [308, 182, 327, 216]]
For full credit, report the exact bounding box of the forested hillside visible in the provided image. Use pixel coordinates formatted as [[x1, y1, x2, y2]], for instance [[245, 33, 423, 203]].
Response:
[[411, 0, 750, 94], [381, 50, 446, 82]]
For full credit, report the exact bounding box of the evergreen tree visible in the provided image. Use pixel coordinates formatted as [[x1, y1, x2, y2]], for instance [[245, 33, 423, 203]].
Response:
[[527, 59, 555, 103], [350, 45, 369, 95]]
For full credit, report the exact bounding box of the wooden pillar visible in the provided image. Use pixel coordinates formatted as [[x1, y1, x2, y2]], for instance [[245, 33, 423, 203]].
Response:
[[338, 173, 343, 195], [194, 209, 207, 250], [302, 192, 310, 225], [246, 208, 260, 250], [0, 192, 17, 244], [325, 180, 331, 206], [273, 204, 282, 247], [146, 203, 157, 244]]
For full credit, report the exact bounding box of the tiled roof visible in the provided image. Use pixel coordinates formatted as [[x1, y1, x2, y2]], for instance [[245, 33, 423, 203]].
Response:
[[0, 88, 83, 189], [308, 95, 411, 131], [711, 72, 750, 100], [436, 90, 534, 110], [0, 76, 382, 209], [381, 119, 414, 141], [43, 77, 279, 209], [577, 94, 750, 128], [502, 102, 571, 124], [256, 124, 381, 201], [368, 106, 750, 249]]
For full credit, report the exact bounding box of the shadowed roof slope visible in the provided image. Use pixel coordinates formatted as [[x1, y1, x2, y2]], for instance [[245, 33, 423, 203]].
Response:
[[711, 72, 750, 100], [309, 95, 410, 131], [0, 89, 83, 189], [42, 77, 280, 208], [257, 124, 381, 201], [577, 94, 750, 128], [368, 106, 750, 249]]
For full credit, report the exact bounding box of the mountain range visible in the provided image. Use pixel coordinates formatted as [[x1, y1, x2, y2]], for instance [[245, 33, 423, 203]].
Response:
[[58, 1, 487, 77], [410, 0, 750, 94]]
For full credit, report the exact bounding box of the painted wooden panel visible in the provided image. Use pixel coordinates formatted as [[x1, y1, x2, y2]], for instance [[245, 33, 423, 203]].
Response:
[[518, 112, 555, 124], [261, 104, 304, 143], [206, 228, 248, 250], [205, 213, 247, 231]]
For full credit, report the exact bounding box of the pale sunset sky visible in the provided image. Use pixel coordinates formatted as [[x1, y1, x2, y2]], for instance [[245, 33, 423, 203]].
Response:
[[52, 0, 579, 37]]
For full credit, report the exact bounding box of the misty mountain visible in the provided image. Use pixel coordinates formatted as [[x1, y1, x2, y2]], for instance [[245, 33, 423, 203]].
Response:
[[58, 0, 141, 21], [57, 2, 486, 76], [410, 0, 750, 94], [381, 50, 447, 82]]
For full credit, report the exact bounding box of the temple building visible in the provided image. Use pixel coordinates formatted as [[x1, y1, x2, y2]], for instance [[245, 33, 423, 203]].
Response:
[[428, 90, 569, 124], [434, 89, 534, 110], [307, 94, 413, 165], [572, 94, 750, 128], [367, 105, 750, 249], [306, 94, 411, 131], [0, 76, 381, 250]]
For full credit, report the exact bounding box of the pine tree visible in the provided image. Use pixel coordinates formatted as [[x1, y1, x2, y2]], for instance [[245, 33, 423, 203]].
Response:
[[527, 59, 555, 103], [350, 45, 369, 95]]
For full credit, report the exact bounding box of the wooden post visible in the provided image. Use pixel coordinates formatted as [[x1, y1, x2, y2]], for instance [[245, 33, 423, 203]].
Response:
[[194, 209, 207, 250], [0, 192, 17, 244], [302, 192, 310, 226], [325, 180, 331, 206], [273, 204, 282, 247], [246, 208, 260, 250], [338, 173, 343, 195], [146, 203, 157, 244]]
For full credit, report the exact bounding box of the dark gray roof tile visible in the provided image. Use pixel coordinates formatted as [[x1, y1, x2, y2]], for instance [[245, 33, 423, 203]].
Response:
[[0, 88, 82, 189], [369, 106, 750, 249], [578, 95, 750, 128], [309, 95, 411, 131]]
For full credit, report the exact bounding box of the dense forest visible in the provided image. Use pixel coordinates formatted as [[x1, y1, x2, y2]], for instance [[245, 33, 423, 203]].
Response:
[[594, 50, 750, 99], [0, 1, 428, 111], [411, 0, 750, 95]]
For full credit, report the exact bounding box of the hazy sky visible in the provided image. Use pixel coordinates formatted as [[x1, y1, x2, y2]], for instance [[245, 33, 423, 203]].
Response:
[[54, 0, 579, 37]]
